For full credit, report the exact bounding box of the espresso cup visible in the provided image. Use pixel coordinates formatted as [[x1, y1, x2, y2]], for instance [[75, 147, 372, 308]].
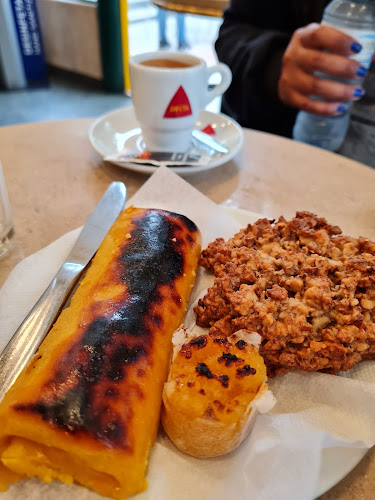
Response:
[[129, 51, 232, 152]]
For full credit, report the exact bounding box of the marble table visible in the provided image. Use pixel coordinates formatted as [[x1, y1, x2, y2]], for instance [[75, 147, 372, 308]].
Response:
[[0, 118, 374, 499]]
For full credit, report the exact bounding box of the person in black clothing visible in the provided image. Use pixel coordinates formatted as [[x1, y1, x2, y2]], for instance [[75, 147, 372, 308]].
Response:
[[215, 0, 368, 138]]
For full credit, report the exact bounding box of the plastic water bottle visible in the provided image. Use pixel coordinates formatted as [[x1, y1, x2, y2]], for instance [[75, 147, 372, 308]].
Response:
[[292, 0, 375, 151]]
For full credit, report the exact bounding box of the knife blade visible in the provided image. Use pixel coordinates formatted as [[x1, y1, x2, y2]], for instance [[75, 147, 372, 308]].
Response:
[[0, 181, 126, 402]]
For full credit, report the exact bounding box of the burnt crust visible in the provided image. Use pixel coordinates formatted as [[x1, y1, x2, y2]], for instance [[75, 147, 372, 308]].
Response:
[[14, 209, 200, 448]]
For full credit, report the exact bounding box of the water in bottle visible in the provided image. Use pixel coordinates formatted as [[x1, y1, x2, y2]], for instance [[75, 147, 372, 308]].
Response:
[[292, 0, 375, 151]]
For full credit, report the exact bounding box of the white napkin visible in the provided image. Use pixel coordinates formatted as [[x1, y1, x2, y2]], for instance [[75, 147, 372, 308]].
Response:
[[0, 167, 374, 500]]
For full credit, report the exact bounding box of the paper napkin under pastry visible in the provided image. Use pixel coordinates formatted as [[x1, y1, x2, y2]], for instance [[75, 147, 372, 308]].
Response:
[[0, 167, 374, 500]]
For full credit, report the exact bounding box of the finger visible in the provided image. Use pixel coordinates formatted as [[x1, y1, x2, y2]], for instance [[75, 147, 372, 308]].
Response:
[[298, 23, 361, 57], [298, 47, 365, 80], [291, 69, 364, 102], [285, 89, 346, 116]]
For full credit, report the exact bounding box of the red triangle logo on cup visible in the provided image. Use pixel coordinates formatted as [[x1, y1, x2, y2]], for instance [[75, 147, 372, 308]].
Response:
[[163, 86, 192, 118]]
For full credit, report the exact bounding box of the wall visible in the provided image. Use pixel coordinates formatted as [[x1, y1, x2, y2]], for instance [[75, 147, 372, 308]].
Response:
[[36, 0, 103, 79]]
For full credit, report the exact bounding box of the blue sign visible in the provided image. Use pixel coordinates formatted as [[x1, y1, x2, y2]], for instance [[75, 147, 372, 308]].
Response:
[[9, 0, 48, 85]]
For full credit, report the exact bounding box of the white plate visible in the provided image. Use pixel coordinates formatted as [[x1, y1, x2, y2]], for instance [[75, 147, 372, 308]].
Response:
[[88, 106, 243, 175], [0, 202, 368, 500], [225, 206, 369, 498]]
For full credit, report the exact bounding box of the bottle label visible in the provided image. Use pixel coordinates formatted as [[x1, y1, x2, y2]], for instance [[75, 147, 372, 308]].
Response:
[[323, 23, 375, 68]]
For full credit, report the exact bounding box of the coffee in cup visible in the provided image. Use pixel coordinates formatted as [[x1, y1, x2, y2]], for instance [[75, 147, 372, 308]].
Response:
[[140, 58, 193, 69], [129, 51, 232, 152]]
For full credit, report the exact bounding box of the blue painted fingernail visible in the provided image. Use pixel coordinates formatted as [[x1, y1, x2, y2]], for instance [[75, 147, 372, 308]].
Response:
[[350, 42, 362, 53], [353, 88, 364, 98], [357, 66, 367, 77], [337, 105, 347, 113]]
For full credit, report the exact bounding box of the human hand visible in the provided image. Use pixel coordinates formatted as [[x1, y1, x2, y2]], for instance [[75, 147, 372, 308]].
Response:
[[278, 23, 366, 115]]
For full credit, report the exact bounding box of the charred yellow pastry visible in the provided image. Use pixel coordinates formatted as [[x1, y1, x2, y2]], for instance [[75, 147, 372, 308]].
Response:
[[162, 330, 274, 458], [0, 207, 201, 499]]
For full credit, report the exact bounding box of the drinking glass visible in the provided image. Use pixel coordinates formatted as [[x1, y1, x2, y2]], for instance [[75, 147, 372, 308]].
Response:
[[0, 161, 14, 258]]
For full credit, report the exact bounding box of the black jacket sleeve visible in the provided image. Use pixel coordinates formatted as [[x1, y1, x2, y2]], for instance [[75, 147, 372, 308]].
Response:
[[215, 0, 305, 137]]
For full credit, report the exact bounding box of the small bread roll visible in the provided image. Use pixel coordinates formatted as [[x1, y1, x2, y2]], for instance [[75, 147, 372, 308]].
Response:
[[161, 328, 275, 458]]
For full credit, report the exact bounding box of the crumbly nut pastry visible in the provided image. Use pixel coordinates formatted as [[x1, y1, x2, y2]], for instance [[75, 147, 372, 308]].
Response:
[[195, 211, 375, 377]]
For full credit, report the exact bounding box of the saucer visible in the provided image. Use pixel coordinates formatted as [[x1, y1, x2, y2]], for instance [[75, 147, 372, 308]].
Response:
[[88, 106, 243, 175]]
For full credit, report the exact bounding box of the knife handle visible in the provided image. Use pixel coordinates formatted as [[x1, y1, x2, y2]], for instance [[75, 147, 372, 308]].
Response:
[[0, 261, 84, 402]]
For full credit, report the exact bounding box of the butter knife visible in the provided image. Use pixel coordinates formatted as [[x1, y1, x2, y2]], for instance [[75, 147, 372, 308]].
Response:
[[0, 181, 126, 402]]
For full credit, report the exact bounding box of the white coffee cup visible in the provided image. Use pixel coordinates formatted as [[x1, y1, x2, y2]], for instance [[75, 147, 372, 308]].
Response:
[[129, 51, 232, 152]]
